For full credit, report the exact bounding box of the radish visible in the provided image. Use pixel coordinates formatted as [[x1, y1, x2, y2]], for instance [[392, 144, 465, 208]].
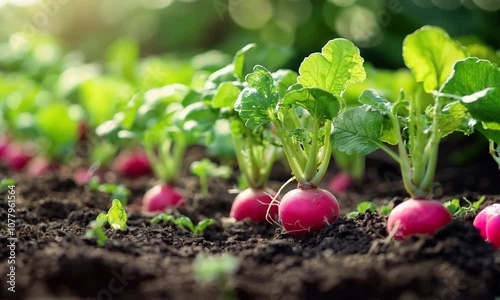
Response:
[[0, 136, 11, 159], [387, 199, 452, 240], [279, 187, 339, 235], [2, 143, 33, 170], [328, 172, 355, 194], [473, 203, 500, 248], [142, 184, 185, 212], [230, 188, 278, 222], [26, 156, 60, 176], [73, 166, 105, 185], [112, 149, 152, 178], [235, 39, 365, 234]]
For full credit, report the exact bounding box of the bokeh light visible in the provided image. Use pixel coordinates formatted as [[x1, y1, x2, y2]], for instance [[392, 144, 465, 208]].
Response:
[[228, 0, 274, 30], [332, 5, 382, 48], [473, 0, 500, 11]]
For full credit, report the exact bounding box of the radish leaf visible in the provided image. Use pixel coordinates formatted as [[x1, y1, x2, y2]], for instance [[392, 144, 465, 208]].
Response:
[[403, 26, 466, 93]]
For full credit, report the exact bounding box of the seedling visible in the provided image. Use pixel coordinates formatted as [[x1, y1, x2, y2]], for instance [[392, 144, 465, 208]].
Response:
[[89, 177, 131, 205], [193, 254, 239, 300], [347, 201, 392, 218], [207, 44, 282, 222], [0, 178, 15, 192], [151, 213, 215, 236], [236, 39, 366, 234], [96, 83, 219, 212], [473, 203, 500, 248], [332, 26, 500, 239], [85, 199, 128, 247], [190, 158, 231, 196], [443, 196, 486, 217]]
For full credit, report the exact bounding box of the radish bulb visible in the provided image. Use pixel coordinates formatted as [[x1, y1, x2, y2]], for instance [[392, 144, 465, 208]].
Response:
[[387, 199, 452, 240], [279, 187, 340, 236], [473, 203, 500, 248], [142, 184, 186, 212], [230, 188, 278, 222]]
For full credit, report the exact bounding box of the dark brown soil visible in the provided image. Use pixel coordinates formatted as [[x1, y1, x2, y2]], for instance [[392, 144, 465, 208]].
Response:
[[1, 142, 500, 300]]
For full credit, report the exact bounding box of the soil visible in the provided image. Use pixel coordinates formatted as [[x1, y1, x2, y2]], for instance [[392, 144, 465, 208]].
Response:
[[1, 139, 500, 300]]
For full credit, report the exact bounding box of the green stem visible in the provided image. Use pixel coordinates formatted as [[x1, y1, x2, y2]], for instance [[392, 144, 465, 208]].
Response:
[[388, 112, 416, 197], [489, 140, 500, 169], [303, 118, 320, 181], [271, 115, 306, 183], [200, 175, 208, 196], [418, 97, 443, 197], [310, 122, 333, 186], [231, 133, 257, 187], [254, 147, 277, 188]]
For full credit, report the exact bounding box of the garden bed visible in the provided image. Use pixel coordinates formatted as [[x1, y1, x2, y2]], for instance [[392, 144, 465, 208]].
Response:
[[1, 145, 499, 300]]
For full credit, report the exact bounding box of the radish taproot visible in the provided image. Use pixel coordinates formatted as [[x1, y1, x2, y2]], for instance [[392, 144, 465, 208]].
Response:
[[473, 203, 500, 248], [235, 39, 365, 235]]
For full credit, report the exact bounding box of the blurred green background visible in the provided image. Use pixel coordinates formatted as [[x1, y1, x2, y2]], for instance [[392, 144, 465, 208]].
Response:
[[1, 0, 499, 70]]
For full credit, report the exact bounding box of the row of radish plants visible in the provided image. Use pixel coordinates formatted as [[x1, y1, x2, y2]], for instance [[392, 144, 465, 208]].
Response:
[[1, 26, 500, 247]]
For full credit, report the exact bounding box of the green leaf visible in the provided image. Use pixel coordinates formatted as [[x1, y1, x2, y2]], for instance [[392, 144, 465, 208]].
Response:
[[175, 216, 195, 232], [212, 82, 242, 109], [272, 69, 298, 98], [282, 87, 341, 120], [106, 37, 138, 83], [151, 213, 175, 225], [379, 205, 392, 215], [357, 201, 377, 213], [235, 65, 279, 130], [347, 211, 360, 218], [0, 179, 15, 192], [233, 43, 257, 81], [444, 199, 461, 216], [193, 254, 240, 284], [441, 58, 500, 124], [35, 103, 78, 157], [358, 90, 393, 114], [426, 101, 475, 138], [297, 38, 366, 95], [332, 106, 386, 155], [403, 26, 466, 93], [194, 219, 215, 236], [107, 199, 128, 231]]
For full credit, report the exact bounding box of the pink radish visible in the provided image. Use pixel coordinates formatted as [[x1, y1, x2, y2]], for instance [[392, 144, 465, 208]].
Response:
[[26, 156, 60, 176], [387, 199, 452, 240], [112, 149, 152, 178], [279, 187, 340, 236], [2, 143, 33, 170], [473, 203, 500, 248], [328, 172, 355, 193], [0, 136, 11, 159], [142, 184, 186, 212], [230, 188, 278, 222]]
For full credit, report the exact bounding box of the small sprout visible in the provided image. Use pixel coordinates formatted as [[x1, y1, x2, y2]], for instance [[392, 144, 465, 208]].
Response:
[[193, 254, 240, 284], [85, 199, 128, 246], [151, 213, 215, 236], [190, 158, 231, 196], [0, 178, 15, 192], [88, 177, 131, 205], [347, 201, 392, 218], [193, 254, 240, 300], [444, 196, 486, 217]]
